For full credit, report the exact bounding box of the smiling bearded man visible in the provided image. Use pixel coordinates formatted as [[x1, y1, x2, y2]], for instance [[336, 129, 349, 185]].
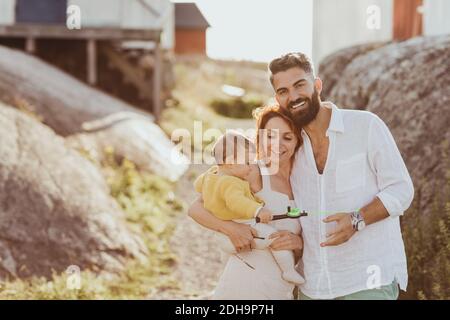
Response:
[[268, 52, 414, 300]]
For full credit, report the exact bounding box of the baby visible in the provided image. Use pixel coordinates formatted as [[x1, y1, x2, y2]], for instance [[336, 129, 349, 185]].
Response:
[[194, 130, 305, 285]]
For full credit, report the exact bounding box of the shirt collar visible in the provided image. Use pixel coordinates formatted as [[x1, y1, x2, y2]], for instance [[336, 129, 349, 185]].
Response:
[[325, 102, 345, 135], [301, 102, 345, 138]]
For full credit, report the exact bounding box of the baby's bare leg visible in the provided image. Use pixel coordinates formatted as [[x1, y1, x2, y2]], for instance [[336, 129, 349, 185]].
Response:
[[253, 224, 305, 285], [271, 249, 305, 285]]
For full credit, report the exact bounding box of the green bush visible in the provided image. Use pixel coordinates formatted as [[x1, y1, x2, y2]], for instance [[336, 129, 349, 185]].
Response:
[[103, 147, 184, 244], [209, 96, 263, 119]]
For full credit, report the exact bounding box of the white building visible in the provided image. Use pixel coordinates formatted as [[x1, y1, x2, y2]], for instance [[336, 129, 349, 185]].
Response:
[[423, 0, 450, 36], [313, 0, 450, 66]]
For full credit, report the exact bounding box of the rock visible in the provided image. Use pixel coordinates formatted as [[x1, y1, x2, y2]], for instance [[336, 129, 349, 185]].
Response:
[[318, 35, 450, 215], [0, 45, 188, 181], [0, 103, 147, 279], [319, 42, 388, 99], [65, 112, 189, 182]]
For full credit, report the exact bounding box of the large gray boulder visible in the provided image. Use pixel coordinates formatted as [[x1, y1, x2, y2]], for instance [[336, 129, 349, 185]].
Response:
[[319, 35, 450, 215], [0, 45, 188, 181], [0, 45, 150, 136], [318, 42, 388, 99], [65, 112, 189, 182], [0, 103, 147, 279]]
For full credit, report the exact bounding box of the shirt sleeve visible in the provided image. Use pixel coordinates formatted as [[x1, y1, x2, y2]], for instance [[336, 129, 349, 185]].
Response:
[[220, 178, 262, 220], [368, 115, 414, 217]]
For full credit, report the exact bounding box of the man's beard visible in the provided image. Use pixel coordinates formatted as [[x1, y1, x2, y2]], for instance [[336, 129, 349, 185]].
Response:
[[289, 89, 321, 128]]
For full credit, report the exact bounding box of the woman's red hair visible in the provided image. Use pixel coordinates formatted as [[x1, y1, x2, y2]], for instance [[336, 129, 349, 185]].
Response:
[[253, 104, 303, 161]]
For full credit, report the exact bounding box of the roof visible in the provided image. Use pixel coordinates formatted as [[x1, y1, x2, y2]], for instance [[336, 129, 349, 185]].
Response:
[[175, 3, 210, 29]]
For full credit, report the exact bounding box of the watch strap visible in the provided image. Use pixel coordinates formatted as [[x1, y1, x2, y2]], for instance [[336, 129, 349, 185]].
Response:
[[351, 210, 363, 231]]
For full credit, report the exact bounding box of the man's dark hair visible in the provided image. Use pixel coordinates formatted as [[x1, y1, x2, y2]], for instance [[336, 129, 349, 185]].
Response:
[[268, 52, 315, 86]]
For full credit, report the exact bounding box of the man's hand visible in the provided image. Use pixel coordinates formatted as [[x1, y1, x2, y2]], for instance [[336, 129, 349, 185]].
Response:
[[321, 213, 356, 247], [223, 221, 257, 253], [269, 231, 303, 251]]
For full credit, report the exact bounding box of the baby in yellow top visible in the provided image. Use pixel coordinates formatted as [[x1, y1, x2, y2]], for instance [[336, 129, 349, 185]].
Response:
[[194, 165, 272, 221], [194, 130, 305, 285]]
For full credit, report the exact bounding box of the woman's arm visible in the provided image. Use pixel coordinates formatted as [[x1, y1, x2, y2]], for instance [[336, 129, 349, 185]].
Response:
[[188, 196, 258, 252]]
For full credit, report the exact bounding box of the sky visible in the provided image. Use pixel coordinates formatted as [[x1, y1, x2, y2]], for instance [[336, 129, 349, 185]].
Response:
[[173, 0, 313, 63]]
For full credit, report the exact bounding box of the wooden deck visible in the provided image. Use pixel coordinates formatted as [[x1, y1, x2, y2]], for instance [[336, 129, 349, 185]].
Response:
[[0, 23, 161, 41]]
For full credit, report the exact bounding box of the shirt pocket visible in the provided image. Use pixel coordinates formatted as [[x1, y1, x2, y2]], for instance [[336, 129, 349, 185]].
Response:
[[336, 153, 367, 193]]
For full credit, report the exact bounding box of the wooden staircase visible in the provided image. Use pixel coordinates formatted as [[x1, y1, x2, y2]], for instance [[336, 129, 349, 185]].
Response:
[[100, 43, 154, 103]]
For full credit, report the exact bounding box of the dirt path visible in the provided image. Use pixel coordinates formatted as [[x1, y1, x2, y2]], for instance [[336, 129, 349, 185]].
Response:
[[150, 119, 255, 299], [167, 164, 225, 299]]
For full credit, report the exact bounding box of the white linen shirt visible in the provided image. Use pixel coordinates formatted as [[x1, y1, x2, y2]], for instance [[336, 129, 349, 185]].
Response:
[[291, 102, 414, 299]]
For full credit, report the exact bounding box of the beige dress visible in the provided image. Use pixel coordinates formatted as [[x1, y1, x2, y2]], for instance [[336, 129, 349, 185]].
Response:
[[212, 165, 302, 300]]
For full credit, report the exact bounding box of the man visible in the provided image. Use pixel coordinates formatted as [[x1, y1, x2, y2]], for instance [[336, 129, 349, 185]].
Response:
[[189, 52, 414, 300], [267, 52, 414, 299]]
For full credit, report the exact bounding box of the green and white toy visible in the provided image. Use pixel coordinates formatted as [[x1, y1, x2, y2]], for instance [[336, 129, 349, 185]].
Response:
[[255, 206, 308, 223]]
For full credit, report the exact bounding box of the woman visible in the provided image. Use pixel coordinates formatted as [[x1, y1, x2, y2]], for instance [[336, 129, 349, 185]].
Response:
[[188, 105, 304, 299]]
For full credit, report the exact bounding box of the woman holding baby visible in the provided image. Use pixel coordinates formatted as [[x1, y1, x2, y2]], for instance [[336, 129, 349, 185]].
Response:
[[188, 104, 304, 300]]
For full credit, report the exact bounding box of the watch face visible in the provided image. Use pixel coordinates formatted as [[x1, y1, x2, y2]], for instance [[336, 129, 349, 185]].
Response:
[[357, 220, 366, 231]]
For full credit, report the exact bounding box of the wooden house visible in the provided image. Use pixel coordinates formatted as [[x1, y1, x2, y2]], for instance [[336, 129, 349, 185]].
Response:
[[174, 2, 209, 55], [0, 0, 175, 119]]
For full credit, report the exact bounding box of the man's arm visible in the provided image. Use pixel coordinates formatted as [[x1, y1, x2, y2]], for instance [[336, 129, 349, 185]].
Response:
[[187, 196, 257, 252], [359, 196, 388, 225], [321, 198, 389, 247], [321, 115, 414, 247], [366, 115, 415, 218]]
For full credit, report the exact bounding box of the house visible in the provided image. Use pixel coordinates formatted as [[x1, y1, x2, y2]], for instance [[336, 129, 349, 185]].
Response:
[[0, 0, 176, 119], [313, 0, 450, 66], [174, 2, 210, 55]]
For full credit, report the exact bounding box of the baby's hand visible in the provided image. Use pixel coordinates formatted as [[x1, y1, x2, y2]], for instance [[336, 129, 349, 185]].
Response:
[[257, 208, 273, 224]]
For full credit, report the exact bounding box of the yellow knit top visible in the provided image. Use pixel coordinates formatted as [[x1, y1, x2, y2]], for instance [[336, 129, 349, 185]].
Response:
[[194, 166, 264, 220]]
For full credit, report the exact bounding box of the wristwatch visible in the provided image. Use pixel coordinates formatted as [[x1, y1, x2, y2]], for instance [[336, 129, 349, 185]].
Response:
[[350, 210, 366, 231]]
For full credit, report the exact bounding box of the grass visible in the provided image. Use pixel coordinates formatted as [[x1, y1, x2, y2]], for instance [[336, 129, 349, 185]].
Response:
[[159, 59, 266, 157], [209, 95, 264, 119], [400, 141, 450, 300]]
